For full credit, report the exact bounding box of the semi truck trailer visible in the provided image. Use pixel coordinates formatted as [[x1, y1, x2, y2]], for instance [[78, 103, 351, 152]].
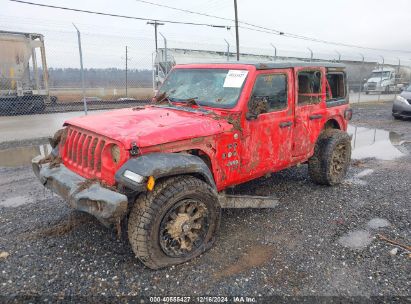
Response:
[[0, 30, 51, 115]]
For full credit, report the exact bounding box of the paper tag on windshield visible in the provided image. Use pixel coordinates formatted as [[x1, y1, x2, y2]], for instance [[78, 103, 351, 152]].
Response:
[[223, 70, 248, 88]]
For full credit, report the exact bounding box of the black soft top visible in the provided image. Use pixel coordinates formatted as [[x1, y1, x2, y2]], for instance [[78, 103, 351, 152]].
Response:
[[184, 61, 345, 69]]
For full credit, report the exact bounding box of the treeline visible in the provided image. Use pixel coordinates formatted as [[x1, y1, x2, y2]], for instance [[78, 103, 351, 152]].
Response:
[[48, 68, 152, 88]]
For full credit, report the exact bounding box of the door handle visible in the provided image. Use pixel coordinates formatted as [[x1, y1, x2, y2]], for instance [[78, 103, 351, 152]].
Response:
[[309, 114, 323, 120], [279, 121, 293, 128]]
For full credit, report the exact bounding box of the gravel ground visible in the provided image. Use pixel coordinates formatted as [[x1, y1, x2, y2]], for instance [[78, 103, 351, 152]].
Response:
[[0, 101, 410, 301]]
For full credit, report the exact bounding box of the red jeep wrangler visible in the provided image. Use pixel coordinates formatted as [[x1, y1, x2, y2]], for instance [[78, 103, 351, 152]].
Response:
[[33, 62, 352, 269]]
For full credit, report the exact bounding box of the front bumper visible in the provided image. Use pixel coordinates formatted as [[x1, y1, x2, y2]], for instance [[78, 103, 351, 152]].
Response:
[[365, 87, 383, 93], [32, 155, 128, 227], [392, 99, 411, 118]]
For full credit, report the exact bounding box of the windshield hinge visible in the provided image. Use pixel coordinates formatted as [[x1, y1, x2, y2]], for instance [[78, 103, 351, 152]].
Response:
[[129, 142, 139, 156]]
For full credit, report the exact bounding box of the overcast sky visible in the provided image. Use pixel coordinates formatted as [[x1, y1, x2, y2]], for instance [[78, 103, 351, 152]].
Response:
[[1, 0, 410, 68]]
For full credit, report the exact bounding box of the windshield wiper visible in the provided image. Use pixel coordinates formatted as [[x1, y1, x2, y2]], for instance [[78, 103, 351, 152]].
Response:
[[154, 92, 173, 106], [169, 96, 205, 109]]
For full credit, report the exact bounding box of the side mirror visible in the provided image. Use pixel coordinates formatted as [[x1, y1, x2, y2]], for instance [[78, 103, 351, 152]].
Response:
[[246, 96, 269, 120], [245, 112, 258, 120]]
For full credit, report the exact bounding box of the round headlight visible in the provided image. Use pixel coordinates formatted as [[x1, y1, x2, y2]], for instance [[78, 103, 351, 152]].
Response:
[[111, 145, 121, 164]]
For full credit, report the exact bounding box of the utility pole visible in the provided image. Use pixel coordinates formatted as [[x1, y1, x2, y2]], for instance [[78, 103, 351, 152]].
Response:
[[125, 46, 128, 97], [378, 55, 384, 103], [147, 21, 164, 90], [73, 23, 87, 115], [147, 21, 164, 53], [233, 0, 240, 61], [224, 39, 230, 61], [159, 32, 168, 74], [307, 47, 313, 62], [335, 50, 341, 62], [358, 53, 364, 103], [270, 43, 277, 61]]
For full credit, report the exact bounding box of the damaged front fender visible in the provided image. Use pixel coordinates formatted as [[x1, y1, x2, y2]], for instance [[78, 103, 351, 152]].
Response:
[[115, 153, 216, 191]]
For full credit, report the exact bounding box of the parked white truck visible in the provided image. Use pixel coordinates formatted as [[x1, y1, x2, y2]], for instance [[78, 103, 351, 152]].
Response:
[[364, 67, 407, 94]]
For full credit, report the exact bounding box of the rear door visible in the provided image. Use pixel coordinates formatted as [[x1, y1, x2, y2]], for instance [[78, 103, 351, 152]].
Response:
[[292, 67, 327, 159]]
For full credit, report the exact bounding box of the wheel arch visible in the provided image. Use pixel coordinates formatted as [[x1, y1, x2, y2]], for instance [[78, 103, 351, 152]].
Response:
[[115, 152, 216, 192], [324, 118, 342, 130]]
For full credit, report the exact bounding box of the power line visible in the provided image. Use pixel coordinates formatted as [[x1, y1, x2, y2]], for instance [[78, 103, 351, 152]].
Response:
[[10, 0, 411, 54], [134, 0, 282, 35], [134, 0, 411, 54], [9, 0, 230, 29], [238, 25, 411, 54]]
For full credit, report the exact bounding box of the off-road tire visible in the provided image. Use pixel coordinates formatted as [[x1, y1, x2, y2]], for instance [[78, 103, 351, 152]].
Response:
[[128, 175, 221, 269], [308, 129, 351, 185]]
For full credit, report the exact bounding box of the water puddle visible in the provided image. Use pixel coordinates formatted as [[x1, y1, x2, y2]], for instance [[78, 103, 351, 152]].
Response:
[[345, 168, 374, 186], [338, 218, 392, 251], [348, 125, 408, 160], [0, 144, 51, 167], [367, 218, 390, 229], [338, 230, 373, 250]]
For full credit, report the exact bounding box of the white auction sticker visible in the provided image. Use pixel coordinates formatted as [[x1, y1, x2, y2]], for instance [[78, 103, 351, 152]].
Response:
[[223, 70, 248, 88]]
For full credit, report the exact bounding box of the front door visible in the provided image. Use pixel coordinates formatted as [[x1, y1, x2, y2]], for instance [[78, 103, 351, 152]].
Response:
[[242, 69, 294, 178], [292, 67, 327, 159]]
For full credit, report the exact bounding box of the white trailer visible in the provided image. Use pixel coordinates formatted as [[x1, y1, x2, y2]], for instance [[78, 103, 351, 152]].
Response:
[[0, 30, 51, 115]]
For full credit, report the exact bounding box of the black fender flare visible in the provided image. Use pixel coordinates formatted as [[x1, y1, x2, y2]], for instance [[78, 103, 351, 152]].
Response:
[[115, 153, 216, 191]]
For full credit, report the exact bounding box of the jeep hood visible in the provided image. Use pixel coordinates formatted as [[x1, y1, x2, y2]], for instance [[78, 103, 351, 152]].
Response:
[[64, 106, 232, 148]]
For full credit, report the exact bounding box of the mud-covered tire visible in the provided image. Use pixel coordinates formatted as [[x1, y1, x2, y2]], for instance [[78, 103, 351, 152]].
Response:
[[308, 129, 351, 185], [128, 176, 221, 269]]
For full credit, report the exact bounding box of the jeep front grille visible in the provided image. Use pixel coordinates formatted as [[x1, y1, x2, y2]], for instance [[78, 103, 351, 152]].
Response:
[[63, 127, 106, 176]]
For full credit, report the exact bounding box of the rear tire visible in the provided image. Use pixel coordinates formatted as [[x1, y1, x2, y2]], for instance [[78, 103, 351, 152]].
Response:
[[308, 129, 351, 185], [128, 176, 221, 269]]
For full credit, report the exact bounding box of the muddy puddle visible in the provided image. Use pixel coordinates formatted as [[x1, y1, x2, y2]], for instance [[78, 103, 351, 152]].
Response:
[[348, 125, 408, 160], [0, 144, 51, 167]]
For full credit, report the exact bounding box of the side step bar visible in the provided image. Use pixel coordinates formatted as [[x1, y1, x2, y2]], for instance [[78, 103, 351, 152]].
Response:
[[218, 194, 279, 209]]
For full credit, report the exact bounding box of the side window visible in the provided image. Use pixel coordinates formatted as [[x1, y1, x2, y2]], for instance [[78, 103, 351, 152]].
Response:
[[250, 74, 287, 112], [326, 73, 346, 101], [298, 70, 322, 105]]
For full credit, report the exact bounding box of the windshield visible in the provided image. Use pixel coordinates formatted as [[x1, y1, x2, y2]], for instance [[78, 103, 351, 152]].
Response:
[[158, 68, 248, 108], [406, 85, 411, 92], [371, 71, 391, 78]]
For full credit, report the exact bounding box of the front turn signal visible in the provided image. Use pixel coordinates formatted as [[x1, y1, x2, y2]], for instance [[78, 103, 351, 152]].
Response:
[[147, 176, 155, 191]]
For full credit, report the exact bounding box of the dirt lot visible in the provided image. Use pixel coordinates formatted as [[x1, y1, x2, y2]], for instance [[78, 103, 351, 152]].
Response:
[[0, 101, 410, 301]]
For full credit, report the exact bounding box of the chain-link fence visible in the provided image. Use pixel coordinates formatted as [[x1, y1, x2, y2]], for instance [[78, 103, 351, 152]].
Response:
[[0, 28, 155, 116], [1, 28, 411, 117]]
